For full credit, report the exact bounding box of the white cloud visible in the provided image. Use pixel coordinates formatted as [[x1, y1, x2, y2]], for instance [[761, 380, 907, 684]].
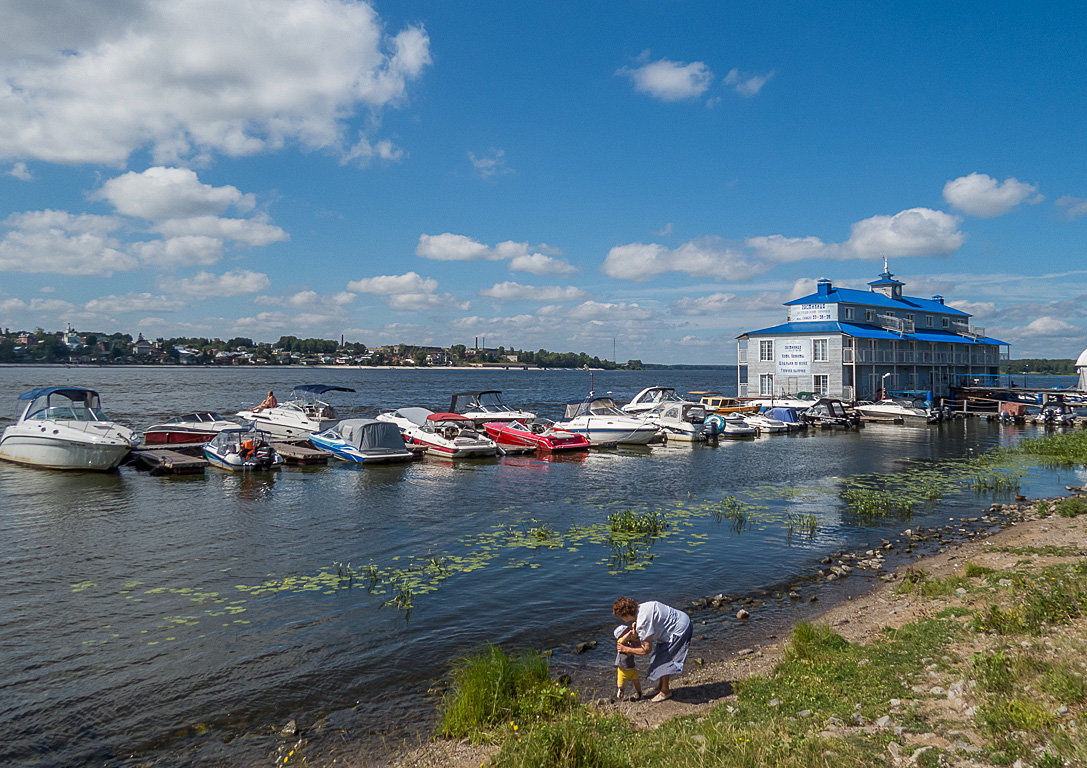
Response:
[[603, 238, 767, 282], [152, 214, 287, 246], [479, 282, 588, 302], [134, 235, 224, 267], [942, 173, 1042, 218], [746, 234, 832, 263], [723, 68, 774, 97], [347, 271, 466, 311], [844, 208, 965, 258], [1018, 316, 1080, 337], [668, 292, 736, 316], [169, 269, 271, 296], [541, 300, 654, 322], [8, 162, 32, 180], [0, 210, 137, 275], [95, 167, 254, 220], [0, 0, 431, 165], [468, 148, 511, 179], [947, 300, 996, 317], [618, 54, 714, 102], [84, 292, 185, 314], [1056, 196, 1087, 220], [417, 233, 576, 275]]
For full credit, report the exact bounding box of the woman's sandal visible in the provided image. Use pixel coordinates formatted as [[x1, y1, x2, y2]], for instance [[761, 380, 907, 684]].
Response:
[[650, 691, 672, 703]]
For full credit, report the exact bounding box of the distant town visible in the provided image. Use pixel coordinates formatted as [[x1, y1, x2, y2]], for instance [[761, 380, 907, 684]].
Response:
[[0, 325, 644, 369]]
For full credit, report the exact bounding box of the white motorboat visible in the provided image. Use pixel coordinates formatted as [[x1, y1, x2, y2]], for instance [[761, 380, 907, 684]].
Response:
[[143, 412, 239, 445], [448, 390, 535, 426], [0, 387, 139, 470], [376, 407, 498, 458], [740, 411, 790, 434], [237, 384, 355, 439], [622, 386, 687, 415], [643, 401, 713, 442], [704, 412, 757, 438], [854, 398, 938, 424], [309, 419, 416, 464], [555, 396, 660, 445], [203, 427, 283, 471]]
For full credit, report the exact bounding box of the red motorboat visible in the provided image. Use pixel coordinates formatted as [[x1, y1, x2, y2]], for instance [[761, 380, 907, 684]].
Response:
[[143, 412, 239, 445], [482, 420, 591, 453]]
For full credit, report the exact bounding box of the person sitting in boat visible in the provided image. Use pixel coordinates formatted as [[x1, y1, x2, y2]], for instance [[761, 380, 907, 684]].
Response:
[[240, 438, 256, 459], [252, 391, 277, 413]]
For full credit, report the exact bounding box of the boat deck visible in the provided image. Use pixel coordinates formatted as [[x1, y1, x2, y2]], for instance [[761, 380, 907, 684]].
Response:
[[270, 442, 330, 465], [128, 449, 208, 475]]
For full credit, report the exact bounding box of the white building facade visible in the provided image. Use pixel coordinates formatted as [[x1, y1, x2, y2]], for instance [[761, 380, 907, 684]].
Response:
[[737, 267, 1009, 401]]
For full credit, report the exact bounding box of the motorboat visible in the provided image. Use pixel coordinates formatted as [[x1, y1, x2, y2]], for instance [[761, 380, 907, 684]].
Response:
[[801, 398, 861, 428], [739, 411, 790, 434], [308, 418, 416, 464], [854, 398, 939, 424], [704, 412, 757, 438], [554, 396, 660, 446], [482, 419, 591, 453], [642, 401, 714, 442], [744, 393, 820, 410], [0, 387, 139, 470], [622, 386, 687, 415], [448, 390, 535, 426], [143, 412, 239, 445], [376, 407, 498, 458], [203, 427, 283, 471], [762, 406, 806, 429], [688, 392, 758, 415], [236, 384, 355, 439], [1030, 403, 1077, 427]]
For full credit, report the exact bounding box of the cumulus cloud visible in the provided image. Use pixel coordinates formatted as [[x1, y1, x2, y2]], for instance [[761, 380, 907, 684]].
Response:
[[8, 162, 32, 181], [169, 269, 271, 296], [540, 300, 654, 322], [0, 0, 431, 165], [942, 173, 1042, 218], [153, 213, 287, 246], [1018, 317, 1080, 337], [479, 282, 588, 302], [255, 289, 356, 308], [417, 233, 576, 275], [603, 237, 767, 282], [844, 208, 966, 258], [347, 271, 466, 311], [95, 167, 254, 220], [947, 300, 996, 317], [618, 54, 713, 102], [723, 68, 774, 97], [133, 235, 224, 268], [0, 210, 137, 275], [0, 297, 77, 316], [668, 292, 736, 316]]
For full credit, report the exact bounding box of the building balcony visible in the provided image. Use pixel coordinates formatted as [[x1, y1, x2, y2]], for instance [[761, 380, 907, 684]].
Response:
[[875, 313, 915, 334]]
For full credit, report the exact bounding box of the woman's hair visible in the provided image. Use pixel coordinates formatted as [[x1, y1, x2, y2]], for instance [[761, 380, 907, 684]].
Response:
[[613, 596, 638, 618]]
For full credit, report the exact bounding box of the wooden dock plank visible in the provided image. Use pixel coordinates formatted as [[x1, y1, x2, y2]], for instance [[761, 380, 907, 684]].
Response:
[[129, 448, 207, 475], [271, 442, 330, 465]]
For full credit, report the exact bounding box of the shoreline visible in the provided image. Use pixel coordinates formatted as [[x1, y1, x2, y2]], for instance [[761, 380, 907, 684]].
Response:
[[268, 489, 1086, 767]]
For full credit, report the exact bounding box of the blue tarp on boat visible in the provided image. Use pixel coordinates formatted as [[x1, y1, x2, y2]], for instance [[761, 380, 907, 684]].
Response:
[[765, 406, 801, 424]]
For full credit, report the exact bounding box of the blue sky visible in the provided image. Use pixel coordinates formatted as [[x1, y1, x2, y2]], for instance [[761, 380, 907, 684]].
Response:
[[1, 0, 1085, 363]]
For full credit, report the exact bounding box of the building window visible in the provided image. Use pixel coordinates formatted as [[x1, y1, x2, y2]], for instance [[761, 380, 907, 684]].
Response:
[[865, 309, 875, 323], [941, 317, 949, 328], [905, 313, 914, 323], [759, 340, 773, 362], [843, 307, 854, 321], [926, 315, 934, 327], [760, 374, 774, 396], [812, 338, 828, 362], [813, 374, 829, 395]]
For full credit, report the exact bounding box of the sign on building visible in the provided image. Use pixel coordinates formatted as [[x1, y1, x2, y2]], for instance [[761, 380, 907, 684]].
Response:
[[776, 340, 810, 375], [789, 304, 834, 323]]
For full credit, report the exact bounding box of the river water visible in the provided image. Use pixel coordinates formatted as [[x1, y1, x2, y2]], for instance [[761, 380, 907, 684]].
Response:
[[0, 366, 1082, 767]]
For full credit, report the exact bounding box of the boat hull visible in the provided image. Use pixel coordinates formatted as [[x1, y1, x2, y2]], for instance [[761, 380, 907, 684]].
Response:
[[204, 448, 282, 471], [0, 433, 131, 470], [143, 428, 221, 445], [482, 423, 591, 452], [236, 412, 336, 440], [308, 434, 414, 464], [557, 423, 659, 446]]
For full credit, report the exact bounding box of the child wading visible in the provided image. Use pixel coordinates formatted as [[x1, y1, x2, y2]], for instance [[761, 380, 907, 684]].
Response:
[[613, 624, 643, 700]]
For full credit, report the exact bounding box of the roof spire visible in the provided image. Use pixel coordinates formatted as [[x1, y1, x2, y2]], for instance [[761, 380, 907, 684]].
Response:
[[880, 256, 892, 279]]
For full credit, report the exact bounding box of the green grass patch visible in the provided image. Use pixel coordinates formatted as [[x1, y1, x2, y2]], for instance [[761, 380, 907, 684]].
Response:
[[977, 696, 1056, 734], [964, 562, 995, 577], [491, 709, 633, 768], [970, 470, 1022, 493], [993, 544, 1084, 557], [841, 488, 913, 522], [1016, 429, 1087, 465], [1055, 496, 1087, 517], [972, 563, 1087, 635], [607, 509, 667, 536], [438, 645, 575, 741]]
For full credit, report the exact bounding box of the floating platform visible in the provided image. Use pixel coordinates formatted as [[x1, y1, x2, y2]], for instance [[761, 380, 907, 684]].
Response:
[[128, 448, 208, 475], [270, 442, 330, 465]]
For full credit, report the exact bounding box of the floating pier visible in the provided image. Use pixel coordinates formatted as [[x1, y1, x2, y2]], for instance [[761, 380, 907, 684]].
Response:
[[270, 442, 330, 465], [127, 448, 208, 475]]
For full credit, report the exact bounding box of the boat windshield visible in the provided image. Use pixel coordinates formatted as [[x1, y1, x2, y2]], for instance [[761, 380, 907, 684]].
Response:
[[24, 392, 107, 422], [587, 398, 625, 416], [451, 391, 514, 413]]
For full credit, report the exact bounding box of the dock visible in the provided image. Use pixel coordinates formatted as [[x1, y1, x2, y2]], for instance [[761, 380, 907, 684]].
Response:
[[127, 448, 208, 475], [271, 442, 330, 465]]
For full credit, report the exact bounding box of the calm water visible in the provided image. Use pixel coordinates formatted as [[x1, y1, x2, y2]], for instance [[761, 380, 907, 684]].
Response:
[[0, 366, 1082, 767]]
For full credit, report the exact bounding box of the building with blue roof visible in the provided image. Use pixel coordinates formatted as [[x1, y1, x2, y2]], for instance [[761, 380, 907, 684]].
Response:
[[737, 263, 1009, 401]]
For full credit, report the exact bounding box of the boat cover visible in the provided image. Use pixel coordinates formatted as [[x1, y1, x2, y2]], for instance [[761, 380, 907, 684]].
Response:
[[392, 407, 433, 425], [765, 407, 801, 424], [18, 386, 99, 401], [337, 419, 406, 451]]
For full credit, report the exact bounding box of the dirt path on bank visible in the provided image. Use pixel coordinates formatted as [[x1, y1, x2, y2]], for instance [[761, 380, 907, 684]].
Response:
[[387, 495, 1087, 768]]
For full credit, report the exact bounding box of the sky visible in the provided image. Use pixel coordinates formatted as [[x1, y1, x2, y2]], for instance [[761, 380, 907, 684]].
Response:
[[0, 0, 1085, 364]]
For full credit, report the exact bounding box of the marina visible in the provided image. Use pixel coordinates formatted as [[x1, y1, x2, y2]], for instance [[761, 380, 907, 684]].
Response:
[[1, 365, 1085, 768]]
